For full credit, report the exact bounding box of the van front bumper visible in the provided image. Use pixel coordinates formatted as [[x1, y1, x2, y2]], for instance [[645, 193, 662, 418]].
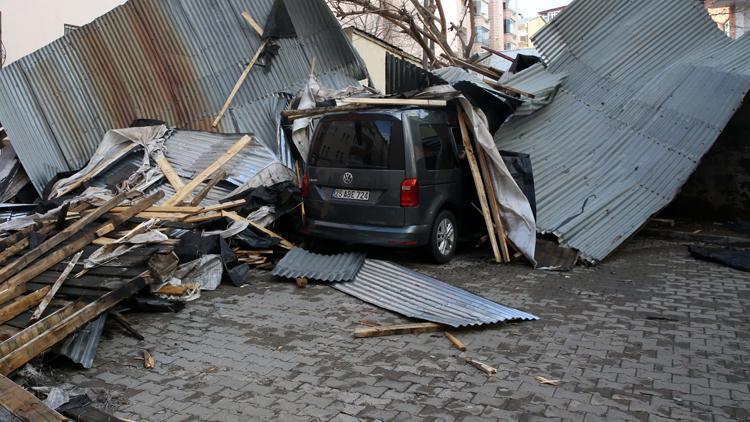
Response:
[[302, 218, 431, 247]]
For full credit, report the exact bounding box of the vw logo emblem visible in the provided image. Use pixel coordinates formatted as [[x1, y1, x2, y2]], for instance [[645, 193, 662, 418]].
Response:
[[342, 172, 354, 185]]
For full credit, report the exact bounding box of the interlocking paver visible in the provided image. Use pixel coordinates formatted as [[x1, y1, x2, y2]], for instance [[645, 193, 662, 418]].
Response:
[[34, 237, 750, 420]]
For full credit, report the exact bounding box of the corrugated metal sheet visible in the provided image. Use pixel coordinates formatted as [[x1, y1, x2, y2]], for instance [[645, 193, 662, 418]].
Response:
[[0, 0, 367, 192], [56, 313, 107, 369], [495, 0, 750, 263], [332, 259, 538, 327], [85, 128, 277, 205], [272, 247, 366, 282]]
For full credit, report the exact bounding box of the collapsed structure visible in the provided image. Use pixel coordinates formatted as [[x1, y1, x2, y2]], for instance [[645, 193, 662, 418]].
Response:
[[495, 0, 750, 262]]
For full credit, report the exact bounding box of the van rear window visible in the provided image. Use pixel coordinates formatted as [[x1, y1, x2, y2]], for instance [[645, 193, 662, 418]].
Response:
[[309, 118, 403, 170]]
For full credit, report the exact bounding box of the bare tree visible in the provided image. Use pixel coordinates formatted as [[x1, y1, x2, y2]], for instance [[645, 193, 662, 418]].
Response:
[[327, 0, 478, 66]]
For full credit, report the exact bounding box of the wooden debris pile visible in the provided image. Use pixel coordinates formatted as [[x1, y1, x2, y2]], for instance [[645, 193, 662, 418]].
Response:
[[0, 131, 302, 419]]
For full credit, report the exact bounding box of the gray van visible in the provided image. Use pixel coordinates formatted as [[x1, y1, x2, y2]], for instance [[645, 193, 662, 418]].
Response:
[[302, 108, 467, 263]]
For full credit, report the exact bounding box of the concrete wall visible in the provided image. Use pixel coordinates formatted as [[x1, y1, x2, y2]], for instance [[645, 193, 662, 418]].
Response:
[[347, 30, 421, 93]]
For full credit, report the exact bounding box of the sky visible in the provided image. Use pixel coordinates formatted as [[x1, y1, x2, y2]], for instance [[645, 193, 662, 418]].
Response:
[[516, 0, 573, 19], [1, 0, 126, 64]]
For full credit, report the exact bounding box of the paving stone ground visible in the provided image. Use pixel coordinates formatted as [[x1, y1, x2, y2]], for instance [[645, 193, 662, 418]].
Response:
[[45, 236, 750, 421]]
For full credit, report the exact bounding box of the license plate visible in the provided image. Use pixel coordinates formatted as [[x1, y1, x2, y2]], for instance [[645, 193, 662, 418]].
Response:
[[333, 189, 370, 201]]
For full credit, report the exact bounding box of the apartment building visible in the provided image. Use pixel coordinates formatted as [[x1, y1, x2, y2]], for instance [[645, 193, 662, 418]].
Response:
[[705, 0, 749, 38]]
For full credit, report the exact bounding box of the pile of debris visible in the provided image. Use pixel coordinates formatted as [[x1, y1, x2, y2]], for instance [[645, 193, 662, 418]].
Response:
[[0, 124, 304, 418]]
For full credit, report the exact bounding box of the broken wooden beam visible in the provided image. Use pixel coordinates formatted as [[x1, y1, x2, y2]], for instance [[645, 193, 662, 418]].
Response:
[[465, 357, 497, 375], [155, 156, 186, 191], [30, 251, 83, 322], [1, 192, 164, 290], [212, 40, 270, 128], [341, 98, 447, 107], [0, 374, 66, 421], [0, 287, 51, 325], [457, 109, 502, 264], [241, 10, 264, 36], [0, 273, 151, 376], [222, 211, 294, 249], [190, 169, 227, 207], [476, 146, 511, 263], [0, 192, 128, 284], [164, 136, 252, 206], [0, 302, 84, 357], [353, 322, 443, 338], [281, 104, 372, 121], [0, 285, 24, 306], [109, 311, 144, 341], [444, 332, 466, 352]]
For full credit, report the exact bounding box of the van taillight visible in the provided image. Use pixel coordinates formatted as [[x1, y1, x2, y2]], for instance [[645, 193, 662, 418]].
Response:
[[400, 178, 419, 207], [302, 174, 310, 198]]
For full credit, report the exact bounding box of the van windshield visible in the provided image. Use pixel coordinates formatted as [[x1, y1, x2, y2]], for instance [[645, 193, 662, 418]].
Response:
[[309, 117, 404, 170]]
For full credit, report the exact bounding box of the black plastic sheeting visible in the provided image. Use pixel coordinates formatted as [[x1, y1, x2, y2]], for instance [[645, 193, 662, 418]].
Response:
[[500, 151, 537, 218], [264, 0, 297, 39], [688, 245, 750, 272], [175, 233, 255, 287], [508, 54, 542, 74], [230, 181, 302, 220], [452, 81, 520, 134]]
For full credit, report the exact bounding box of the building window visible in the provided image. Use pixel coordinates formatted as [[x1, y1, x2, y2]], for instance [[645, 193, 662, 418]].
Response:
[[503, 18, 514, 33], [476, 26, 490, 45], [475, 0, 489, 18], [723, 20, 732, 36], [545, 11, 560, 21]]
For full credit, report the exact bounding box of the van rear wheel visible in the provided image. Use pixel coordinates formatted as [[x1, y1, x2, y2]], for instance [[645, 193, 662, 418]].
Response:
[[429, 210, 457, 264]]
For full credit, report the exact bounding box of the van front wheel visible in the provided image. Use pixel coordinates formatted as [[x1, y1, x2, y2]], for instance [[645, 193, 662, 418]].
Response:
[[429, 210, 457, 264]]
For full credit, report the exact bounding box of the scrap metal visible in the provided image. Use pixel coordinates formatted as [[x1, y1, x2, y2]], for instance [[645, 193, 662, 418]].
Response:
[[495, 0, 750, 262], [332, 259, 538, 328]]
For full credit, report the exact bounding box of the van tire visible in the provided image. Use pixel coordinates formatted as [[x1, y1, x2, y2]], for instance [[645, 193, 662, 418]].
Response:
[[429, 210, 457, 264]]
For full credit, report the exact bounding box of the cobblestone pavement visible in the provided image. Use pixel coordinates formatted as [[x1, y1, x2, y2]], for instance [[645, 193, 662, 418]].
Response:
[[48, 236, 750, 421]]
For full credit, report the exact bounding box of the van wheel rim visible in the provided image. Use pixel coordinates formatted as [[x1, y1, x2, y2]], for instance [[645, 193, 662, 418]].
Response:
[[436, 218, 455, 256]]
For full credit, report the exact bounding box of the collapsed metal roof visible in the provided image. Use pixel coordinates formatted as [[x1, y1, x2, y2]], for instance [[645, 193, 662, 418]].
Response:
[[0, 0, 367, 192], [495, 0, 750, 262], [333, 259, 538, 327], [272, 247, 366, 282]]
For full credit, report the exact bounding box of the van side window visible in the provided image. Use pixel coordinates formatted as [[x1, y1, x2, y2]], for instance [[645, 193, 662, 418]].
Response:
[[419, 124, 458, 170]]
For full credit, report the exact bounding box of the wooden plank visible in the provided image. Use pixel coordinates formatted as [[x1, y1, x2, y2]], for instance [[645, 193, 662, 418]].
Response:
[[444, 332, 466, 352], [483, 78, 536, 99], [0, 192, 128, 284], [109, 311, 144, 341], [212, 40, 269, 128], [183, 213, 223, 224], [110, 205, 204, 214], [165, 136, 253, 206], [190, 169, 226, 207], [0, 285, 24, 306], [341, 98, 447, 107], [222, 211, 294, 249], [476, 147, 511, 263], [30, 251, 83, 321], [155, 157, 186, 191], [0, 302, 85, 356], [241, 11, 264, 36], [0, 223, 45, 249], [353, 323, 443, 338], [1, 192, 164, 290], [0, 224, 55, 266], [0, 273, 150, 376], [0, 374, 66, 421], [201, 199, 246, 213], [465, 358, 497, 375], [0, 287, 50, 325], [457, 109, 502, 264], [281, 104, 372, 121]]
